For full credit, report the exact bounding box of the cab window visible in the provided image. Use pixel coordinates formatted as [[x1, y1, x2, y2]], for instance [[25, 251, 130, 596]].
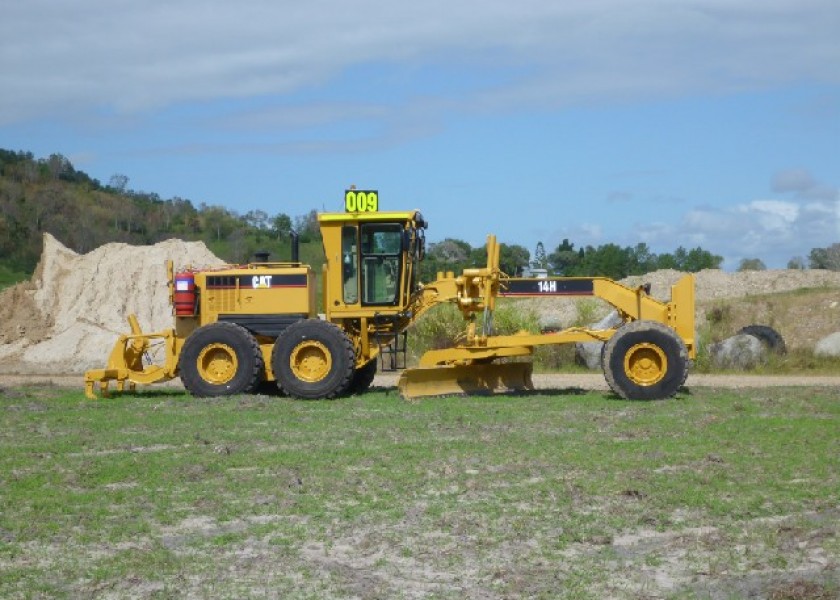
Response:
[[360, 223, 401, 305], [341, 226, 358, 304]]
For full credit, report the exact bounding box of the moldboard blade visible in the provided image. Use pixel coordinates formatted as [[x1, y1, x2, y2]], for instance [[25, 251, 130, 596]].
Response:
[[398, 362, 534, 400]]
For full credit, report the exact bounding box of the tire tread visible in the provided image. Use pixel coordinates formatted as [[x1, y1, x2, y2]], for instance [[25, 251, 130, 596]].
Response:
[[272, 320, 355, 399], [602, 320, 688, 400], [179, 321, 264, 397]]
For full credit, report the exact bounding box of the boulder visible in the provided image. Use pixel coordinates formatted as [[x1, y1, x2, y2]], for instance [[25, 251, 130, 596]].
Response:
[[814, 332, 840, 357], [575, 311, 624, 370], [709, 334, 766, 370]]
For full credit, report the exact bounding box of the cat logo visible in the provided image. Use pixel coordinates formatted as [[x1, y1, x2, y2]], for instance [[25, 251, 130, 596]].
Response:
[[252, 275, 273, 289]]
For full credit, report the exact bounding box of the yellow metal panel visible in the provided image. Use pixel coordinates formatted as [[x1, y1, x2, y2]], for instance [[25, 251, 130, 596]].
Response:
[[592, 278, 668, 322], [317, 210, 421, 223], [196, 265, 314, 321], [669, 274, 696, 359], [260, 341, 275, 381], [417, 345, 532, 367]]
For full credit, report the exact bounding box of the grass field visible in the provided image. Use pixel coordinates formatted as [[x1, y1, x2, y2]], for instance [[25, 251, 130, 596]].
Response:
[[1, 385, 838, 599]]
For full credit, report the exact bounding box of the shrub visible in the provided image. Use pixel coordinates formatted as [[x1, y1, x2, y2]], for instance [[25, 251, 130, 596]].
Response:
[[407, 301, 542, 365]]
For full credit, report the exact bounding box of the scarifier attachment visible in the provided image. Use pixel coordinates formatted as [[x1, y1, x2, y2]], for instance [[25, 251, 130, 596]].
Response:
[[84, 314, 179, 399], [397, 361, 534, 400]]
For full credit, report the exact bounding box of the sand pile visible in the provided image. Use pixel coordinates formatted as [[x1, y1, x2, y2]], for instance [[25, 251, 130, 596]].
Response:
[[0, 233, 225, 374]]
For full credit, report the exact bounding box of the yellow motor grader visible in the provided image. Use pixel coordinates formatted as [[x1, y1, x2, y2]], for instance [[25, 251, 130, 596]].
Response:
[[85, 191, 695, 401]]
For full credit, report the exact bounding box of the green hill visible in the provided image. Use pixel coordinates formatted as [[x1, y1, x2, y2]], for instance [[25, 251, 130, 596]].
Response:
[[0, 149, 323, 287]]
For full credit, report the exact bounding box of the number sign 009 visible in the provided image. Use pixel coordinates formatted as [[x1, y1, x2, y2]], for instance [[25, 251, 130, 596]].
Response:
[[345, 190, 378, 213]]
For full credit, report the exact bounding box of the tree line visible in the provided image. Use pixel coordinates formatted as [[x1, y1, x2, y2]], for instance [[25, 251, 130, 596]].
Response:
[[419, 237, 724, 281], [421, 236, 840, 281], [1, 149, 837, 283]]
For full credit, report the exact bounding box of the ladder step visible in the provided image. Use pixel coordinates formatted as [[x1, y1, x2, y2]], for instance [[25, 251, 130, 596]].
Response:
[[372, 313, 407, 372]]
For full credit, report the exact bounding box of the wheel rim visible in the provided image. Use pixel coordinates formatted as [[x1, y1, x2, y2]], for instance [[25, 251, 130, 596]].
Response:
[[290, 340, 332, 383], [197, 343, 238, 385], [624, 343, 667, 386]]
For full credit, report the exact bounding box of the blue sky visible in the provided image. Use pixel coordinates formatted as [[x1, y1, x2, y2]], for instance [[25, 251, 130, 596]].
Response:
[[1, 0, 838, 269]]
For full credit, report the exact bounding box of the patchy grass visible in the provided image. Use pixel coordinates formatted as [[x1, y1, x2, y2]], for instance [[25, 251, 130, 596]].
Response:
[[0, 385, 838, 599]]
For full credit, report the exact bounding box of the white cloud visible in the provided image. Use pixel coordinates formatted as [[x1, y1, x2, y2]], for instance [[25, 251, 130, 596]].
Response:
[[737, 200, 799, 232], [621, 171, 839, 268], [1, 0, 838, 124], [679, 198, 835, 268], [683, 209, 741, 235]]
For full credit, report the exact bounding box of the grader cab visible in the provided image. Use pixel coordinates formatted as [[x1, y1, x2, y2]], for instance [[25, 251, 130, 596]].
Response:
[[85, 190, 695, 401]]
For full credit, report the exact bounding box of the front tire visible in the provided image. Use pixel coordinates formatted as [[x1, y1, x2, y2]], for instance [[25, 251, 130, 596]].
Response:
[[602, 320, 688, 400], [272, 320, 355, 399], [179, 322, 264, 397]]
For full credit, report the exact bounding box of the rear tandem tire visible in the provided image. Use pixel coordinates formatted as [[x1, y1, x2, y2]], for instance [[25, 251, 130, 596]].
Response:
[[272, 320, 355, 399], [179, 322, 264, 397], [346, 358, 377, 396], [602, 320, 688, 400]]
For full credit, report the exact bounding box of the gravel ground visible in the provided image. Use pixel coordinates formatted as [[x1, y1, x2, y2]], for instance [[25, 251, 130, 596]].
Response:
[[3, 372, 839, 395], [375, 372, 840, 391]]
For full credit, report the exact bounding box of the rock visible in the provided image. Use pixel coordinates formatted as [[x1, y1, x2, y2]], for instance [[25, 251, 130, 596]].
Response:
[[539, 317, 564, 333], [575, 311, 624, 370], [709, 334, 766, 370], [814, 332, 840, 357]]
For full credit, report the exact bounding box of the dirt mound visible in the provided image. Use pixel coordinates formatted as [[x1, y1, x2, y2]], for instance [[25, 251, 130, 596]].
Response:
[[0, 280, 52, 344], [0, 234, 225, 374], [622, 268, 840, 302]]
